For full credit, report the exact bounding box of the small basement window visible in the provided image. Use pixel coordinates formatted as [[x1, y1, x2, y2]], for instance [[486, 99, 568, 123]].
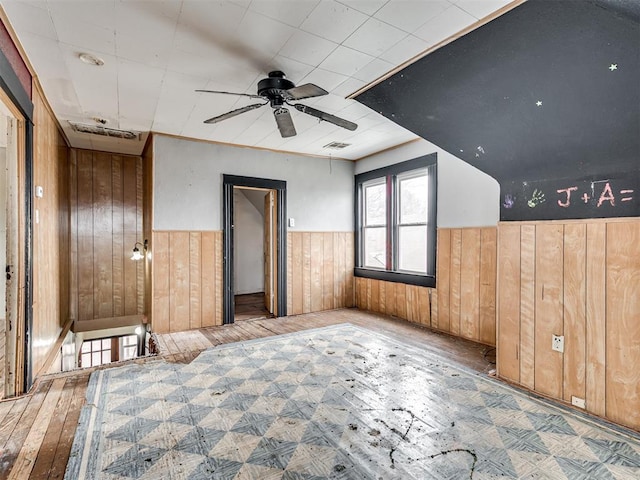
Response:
[[79, 334, 139, 368]]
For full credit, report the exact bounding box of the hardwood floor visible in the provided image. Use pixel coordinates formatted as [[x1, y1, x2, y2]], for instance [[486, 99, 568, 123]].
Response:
[[234, 292, 271, 321], [0, 309, 494, 479]]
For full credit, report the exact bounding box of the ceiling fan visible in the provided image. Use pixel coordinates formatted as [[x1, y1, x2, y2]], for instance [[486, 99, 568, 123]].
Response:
[[196, 71, 358, 138]]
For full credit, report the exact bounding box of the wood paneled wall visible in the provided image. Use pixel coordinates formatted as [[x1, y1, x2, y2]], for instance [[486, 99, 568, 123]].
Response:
[[434, 227, 497, 345], [286, 232, 355, 314], [354, 227, 497, 347], [151, 231, 223, 333], [355, 278, 431, 325], [497, 218, 640, 431], [31, 86, 70, 376], [69, 149, 143, 325]]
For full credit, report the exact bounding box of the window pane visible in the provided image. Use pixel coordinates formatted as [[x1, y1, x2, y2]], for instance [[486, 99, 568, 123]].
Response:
[[81, 353, 91, 367], [81, 342, 90, 353], [102, 350, 112, 364], [122, 346, 137, 361], [102, 339, 111, 349], [123, 335, 136, 346], [399, 173, 428, 224], [92, 352, 101, 366], [398, 225, 427, 273], [364, 227, 386, 268], [364, 181, 386, 226]]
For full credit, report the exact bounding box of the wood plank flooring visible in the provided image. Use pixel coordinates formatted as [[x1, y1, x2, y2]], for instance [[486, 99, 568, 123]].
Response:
[[234, 293, 271, 322], [0, 309, 494, 479]]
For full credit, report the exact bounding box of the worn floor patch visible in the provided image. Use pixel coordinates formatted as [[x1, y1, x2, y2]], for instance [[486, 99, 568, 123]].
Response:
[[65, 324, 640, 479]]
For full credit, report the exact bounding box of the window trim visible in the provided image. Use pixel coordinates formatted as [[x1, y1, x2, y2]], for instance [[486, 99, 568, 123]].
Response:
[[354, 154, 437, 288]]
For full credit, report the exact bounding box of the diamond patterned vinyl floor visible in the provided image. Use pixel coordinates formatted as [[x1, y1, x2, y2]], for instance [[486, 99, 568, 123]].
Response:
[[65, 324, 640, 479]]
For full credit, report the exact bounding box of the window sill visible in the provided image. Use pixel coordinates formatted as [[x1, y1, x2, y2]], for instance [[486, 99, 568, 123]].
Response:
[[354, 267, 435, 288]]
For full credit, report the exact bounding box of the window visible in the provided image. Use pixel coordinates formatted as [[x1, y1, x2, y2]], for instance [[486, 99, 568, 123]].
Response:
[[79, 335, 139, 368], [355, 155, 437, 287], [121, 335, 139, 361], [80, 338, 112, 368]]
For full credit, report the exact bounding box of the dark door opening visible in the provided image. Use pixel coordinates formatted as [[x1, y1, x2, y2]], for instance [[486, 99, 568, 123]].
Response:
[[223, 175, 286, 325]]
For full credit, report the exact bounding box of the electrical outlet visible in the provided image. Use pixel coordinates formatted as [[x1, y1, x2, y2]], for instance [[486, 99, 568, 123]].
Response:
[[571, 396, 586, 409], [288, 218, 295, 227], [552, 334, 564, 353]]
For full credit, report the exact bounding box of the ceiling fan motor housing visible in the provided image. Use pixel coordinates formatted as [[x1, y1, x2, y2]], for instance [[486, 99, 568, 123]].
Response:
[[258, 71, 295, 107]]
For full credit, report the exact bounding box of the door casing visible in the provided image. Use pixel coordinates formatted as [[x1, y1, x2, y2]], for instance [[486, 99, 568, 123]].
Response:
[[223, 175, 286, 325]]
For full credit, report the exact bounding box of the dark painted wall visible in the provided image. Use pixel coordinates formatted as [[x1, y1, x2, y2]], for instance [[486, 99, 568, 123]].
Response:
[[356, 0, 639, 220]]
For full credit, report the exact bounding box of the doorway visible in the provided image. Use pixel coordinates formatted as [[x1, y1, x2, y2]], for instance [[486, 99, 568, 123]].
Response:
[[233, 187, 274, 321], [0, 94, 23, 399], [223, 175, 287, 325]]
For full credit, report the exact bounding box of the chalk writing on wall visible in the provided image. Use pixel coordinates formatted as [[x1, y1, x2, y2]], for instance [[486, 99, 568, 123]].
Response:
[[500, 173, 639, 221]]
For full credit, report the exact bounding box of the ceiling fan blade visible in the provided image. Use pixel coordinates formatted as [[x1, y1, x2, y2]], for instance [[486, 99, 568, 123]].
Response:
[[285, 83, 328, 100], [204, 103, 266, 124], [196, 89, 264, 100], [292, 104, 358, 131], [273, 107, 296, 137]]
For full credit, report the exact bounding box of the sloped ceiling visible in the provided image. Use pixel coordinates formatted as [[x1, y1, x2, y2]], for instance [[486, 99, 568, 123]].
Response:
[[355, 0, 640, 183]]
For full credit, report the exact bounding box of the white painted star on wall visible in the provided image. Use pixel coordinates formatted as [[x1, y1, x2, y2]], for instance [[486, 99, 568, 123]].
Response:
[[536, 100, 543, 107], [609, 63, 618, 71]]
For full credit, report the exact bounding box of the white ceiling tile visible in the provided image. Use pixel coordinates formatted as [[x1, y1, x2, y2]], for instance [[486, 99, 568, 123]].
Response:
[[174, 2, 247, 55], [300, 1, 368, 44], [117, 60, 165, 130], [234, 10, 297, 62], [332, 77, 366, 97], [48, 0, 117, 31], [343, 18, 407, 57], [2, 1, 57, 39], [352, 57, 395, 82], [379, 34, 429, 65], [338, 101, 377, 120], [337, 0, 388, 16], [374, 0, 450, 33], [299, 68, 350, 92], [231, 115, 274, 146], [351, 112, 388, 130], [453, 0, 512, 20], [56, 24, 116, 59], [249, 0, 321, 28], [278, 30, 338, 66], [117, 0, 183, 23], [114, 2, 180, 68], [413, 5, 477, 45], [60, 45, 119, 119], [318, 45, 374, 77], [307, 93, 351, 113], [165, 49, 258, 92]]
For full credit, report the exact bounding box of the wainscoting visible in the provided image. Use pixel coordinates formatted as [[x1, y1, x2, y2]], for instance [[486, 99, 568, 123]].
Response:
[[286, 232, 355, 314], [497, 218, 640, 431], [151, 231, 223, 333], [31, 86, 70, 377], [434, 227, 497, 345], [354, 227, 497, 347]]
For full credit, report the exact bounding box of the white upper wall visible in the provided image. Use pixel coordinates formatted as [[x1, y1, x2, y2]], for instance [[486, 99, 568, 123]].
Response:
[[153, 135, 354, 232], [355, 139, 500, 228]]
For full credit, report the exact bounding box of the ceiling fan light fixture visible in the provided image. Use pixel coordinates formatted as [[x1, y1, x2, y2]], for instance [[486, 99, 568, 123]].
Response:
[[197, 71, 357, 138]]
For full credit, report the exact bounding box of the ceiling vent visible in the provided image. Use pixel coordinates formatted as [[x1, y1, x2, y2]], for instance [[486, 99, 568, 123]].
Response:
[[323, 141, 351, 150], [69, 121, 139, 140]]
